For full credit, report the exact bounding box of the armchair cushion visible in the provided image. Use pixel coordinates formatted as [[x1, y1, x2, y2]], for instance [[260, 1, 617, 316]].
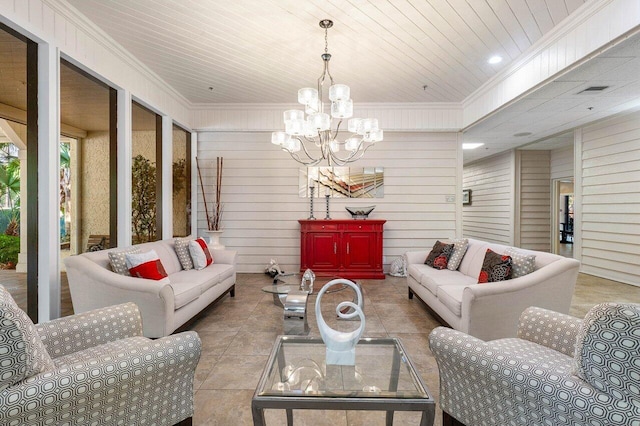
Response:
[[0, 286, 54, 391], [573, 302, 640, 406]]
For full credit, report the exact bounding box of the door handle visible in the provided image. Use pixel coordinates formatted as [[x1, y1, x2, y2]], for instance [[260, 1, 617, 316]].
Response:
[[334, 242, 337, 254], [347, 242, 350, 254]]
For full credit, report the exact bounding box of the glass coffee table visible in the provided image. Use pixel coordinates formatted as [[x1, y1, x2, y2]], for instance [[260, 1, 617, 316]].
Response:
[[252, 336, 434, 425]]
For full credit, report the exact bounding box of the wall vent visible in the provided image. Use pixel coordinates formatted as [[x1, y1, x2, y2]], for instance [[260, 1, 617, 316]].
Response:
[[578, 86, 610, 94]]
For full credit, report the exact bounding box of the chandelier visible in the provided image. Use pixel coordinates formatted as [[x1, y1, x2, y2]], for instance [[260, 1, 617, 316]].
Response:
[[271, 19, 383, 166]]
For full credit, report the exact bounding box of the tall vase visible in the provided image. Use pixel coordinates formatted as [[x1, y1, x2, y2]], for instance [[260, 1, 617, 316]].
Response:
[[204, 230, 225, 250]]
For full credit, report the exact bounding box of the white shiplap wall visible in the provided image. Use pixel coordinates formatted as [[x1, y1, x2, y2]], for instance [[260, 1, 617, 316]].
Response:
[[197, 131, 459, 273], [551, 145, 575, 180], [579, 110, 640, 287], [462, 151, 514, 245], [517, 150, 551, 251]]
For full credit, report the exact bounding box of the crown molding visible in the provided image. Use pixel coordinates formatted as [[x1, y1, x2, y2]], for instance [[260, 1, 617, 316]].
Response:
[[190, 102, 462, 110]]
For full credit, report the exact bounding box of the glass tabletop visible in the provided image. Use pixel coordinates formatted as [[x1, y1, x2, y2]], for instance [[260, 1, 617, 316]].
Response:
[[261, 284, 300, 295], [256, 336, 430, 400]]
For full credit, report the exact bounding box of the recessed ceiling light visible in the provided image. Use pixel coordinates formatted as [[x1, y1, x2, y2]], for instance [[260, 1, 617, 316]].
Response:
[[488, 55, 502, 64], [462, 143, 485, 150], [514, 132, 532, 137]]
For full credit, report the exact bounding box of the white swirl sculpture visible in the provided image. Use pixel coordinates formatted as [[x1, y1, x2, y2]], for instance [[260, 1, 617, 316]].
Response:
[[315, 279, 365, 366]]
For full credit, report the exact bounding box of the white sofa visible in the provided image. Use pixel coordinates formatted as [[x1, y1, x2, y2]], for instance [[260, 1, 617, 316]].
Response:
[[406, 238, 580, 341], [64, 238, 237, 338]]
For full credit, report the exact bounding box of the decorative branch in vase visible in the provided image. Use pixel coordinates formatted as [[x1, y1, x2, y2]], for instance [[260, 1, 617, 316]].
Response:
[[196, 157, 225, 248]]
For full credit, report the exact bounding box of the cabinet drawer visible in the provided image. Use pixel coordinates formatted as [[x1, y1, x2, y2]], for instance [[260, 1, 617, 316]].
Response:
[[304, 223, 339, 231], [345, 223, 378, 232]]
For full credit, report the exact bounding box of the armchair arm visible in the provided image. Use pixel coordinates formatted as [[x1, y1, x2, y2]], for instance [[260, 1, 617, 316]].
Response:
[[210, 248, 237, 266], [0, 331, 201, 426], [35, 302, 143, 358], [404, 250, 429, 265], [517, 306, 582, 357], [429, 326, 640, 425]]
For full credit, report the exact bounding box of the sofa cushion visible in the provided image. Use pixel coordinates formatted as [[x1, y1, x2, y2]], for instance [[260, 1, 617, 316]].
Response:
[[0, 286, 55, 391], [436, 285, 470, 317], [108, 247, 141, 276], [171, 265, 222, 294], [170, 280, 202, 309], [504, 247, 536, 278], [478, 249, 512, 283], [422, 270, 477, 295], [137, 240, 183, 275], [174, 237, 194, 271], [425, 241, 454, 270], [445, 238, 469, 271]]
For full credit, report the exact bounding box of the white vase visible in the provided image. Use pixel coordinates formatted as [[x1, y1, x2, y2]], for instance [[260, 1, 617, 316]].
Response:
[[204, 230, 225, 250]]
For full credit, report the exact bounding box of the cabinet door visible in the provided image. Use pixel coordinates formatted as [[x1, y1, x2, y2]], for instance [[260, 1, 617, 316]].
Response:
[[307, 232, 340, 269], [343, 232, 376, 269]]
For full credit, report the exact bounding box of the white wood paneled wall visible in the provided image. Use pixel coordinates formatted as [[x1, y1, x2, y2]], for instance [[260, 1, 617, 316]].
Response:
[[517, 150, 551, 251], [551, 145, 575, 180], [579, 109, 640, 287], [462, 151, 514, 245], [197, 131, 459, 273]]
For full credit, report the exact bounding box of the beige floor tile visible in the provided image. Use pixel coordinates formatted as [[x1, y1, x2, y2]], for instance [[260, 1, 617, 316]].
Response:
[[194, 389, 255, 425], [200, 355, 268, 390], [225, 330, 280, 356]]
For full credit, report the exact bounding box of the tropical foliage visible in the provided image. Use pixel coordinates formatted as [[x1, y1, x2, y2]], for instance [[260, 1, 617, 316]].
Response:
[[131, 155, 157, 243]]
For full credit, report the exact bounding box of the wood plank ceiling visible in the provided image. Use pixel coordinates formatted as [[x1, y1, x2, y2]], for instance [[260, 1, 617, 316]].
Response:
[[66, 0, 588, 104]]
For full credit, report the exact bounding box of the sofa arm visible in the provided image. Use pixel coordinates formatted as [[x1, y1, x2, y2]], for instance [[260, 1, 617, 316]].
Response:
[[0, 331, 201, 426], [210, 248, 237, 266], [404, 250, 429, 265], [517, 306, 582, 357], [35, 302, 143, 358], [64, 255, 175, 338], [460, 257, 580, 340]]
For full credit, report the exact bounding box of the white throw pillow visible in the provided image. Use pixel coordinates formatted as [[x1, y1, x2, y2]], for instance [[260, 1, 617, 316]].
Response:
[[189, 238, 213, 270], [125, 250, 160, 270]]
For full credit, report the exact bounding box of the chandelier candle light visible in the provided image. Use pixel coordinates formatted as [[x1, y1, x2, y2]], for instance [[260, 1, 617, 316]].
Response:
[[271, 19, 383, 166]]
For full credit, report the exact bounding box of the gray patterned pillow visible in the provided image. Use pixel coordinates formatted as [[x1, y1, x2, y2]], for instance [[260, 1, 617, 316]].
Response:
[[504, 247, 536, 278], [573, 302, 640, 404], [0, 285, 55, 391], [446, 238, 469, 271], [174, 237, 194, 270], [108, 247, 141, 276]]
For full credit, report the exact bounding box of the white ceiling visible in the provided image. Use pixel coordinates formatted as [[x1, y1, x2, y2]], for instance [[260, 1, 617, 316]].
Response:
[[5, 0, 639, 164], [66, 0, 588, 104], [463, 33, 640, 163]]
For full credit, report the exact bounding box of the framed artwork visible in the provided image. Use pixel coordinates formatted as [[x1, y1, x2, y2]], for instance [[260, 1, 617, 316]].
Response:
[[462, 189, 472, 205]]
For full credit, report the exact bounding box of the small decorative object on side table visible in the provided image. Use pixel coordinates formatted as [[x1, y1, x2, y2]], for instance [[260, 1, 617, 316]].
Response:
[[345, 205, 375, 219], [315, 279, 365, 365]]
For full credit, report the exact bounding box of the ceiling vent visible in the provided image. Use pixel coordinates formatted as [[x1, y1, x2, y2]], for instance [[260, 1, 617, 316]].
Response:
[[578, 86, 610, 94]]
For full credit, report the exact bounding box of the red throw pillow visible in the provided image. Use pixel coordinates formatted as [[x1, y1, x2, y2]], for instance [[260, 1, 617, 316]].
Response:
[[478, 249, 513, 283], [129, 259, 168, 280]]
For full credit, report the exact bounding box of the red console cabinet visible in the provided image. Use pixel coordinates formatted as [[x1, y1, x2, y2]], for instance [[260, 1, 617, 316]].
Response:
[[299, 219, 386, 279]]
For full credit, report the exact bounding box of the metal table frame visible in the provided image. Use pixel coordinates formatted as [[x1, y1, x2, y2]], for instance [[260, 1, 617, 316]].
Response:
[[251, 336, 435, 426]]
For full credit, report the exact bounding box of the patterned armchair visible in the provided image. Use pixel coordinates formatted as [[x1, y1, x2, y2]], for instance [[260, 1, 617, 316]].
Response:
[[429, 303, 640, 426], [0, 285, 201, 425]]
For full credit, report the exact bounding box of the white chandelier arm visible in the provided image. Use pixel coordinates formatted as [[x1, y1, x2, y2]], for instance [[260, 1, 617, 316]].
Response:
[[327, 141, 375, 166]]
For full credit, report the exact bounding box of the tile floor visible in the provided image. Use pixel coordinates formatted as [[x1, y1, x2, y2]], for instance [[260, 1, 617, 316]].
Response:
[[1, 270, 637, 425], [187, 273, 639, 425]]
